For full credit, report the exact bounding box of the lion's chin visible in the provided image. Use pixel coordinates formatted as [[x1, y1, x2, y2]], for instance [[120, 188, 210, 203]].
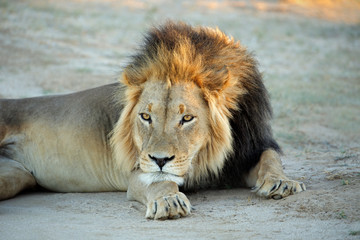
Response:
[[139, 172, 184, 186]]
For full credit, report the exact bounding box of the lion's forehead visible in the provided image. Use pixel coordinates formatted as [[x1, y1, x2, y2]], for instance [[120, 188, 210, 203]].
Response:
[[140, 81, 169, 103], [139, 80, 207, 115]]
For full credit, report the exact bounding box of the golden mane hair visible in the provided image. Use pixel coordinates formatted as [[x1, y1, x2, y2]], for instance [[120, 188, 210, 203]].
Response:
[[111, 22, 280, 188]]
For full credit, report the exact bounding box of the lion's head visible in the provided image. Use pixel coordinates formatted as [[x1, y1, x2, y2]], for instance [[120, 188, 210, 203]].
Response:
[[111, 22, 263, 187]]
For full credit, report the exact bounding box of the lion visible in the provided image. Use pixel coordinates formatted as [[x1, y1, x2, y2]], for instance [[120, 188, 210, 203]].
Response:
[[0, 22, 305, 220]]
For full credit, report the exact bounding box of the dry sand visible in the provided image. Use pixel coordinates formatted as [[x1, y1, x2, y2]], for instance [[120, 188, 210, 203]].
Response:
[[0, 1, 359, 239]]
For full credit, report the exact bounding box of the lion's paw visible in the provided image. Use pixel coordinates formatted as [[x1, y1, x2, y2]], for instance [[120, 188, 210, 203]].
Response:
[[145, 192, 191, 220], [252, 178, 306, 200]]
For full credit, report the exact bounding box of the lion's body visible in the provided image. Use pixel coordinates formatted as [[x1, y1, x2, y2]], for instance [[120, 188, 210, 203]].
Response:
[[0, 83, 128, 192], [0, 22, 305, 219]]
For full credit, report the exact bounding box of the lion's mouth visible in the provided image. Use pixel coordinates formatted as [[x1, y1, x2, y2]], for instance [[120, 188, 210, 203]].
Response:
[[139, 172, 184, 186]]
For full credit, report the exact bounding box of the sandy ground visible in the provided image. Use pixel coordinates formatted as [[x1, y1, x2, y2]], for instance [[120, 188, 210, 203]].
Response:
[[0, 0, 360, 239]]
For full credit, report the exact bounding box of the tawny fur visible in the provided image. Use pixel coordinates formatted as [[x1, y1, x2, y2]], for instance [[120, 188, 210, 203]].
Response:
[[0, 22, 305, 219]]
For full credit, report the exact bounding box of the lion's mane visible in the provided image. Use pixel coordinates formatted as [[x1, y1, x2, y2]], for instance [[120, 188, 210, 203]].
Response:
[[111, 22, 280, 189]]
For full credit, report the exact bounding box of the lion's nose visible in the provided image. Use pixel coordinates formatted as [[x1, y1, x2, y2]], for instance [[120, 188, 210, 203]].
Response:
[[148, 154, 175, 170]]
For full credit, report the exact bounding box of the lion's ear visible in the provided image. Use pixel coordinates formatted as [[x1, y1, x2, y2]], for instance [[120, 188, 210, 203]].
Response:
[[121, 71, 137, 87], [118, 71, 144, 104], [121, 65, 148, 87], [201, 65, 235, 103], [202, 65, 247, 116], [202, 65, 230, 93]]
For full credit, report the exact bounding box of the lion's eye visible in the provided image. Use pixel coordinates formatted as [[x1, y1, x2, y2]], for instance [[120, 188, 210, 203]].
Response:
[[182, 115, 194, 123], [140, 113, 151, 122]]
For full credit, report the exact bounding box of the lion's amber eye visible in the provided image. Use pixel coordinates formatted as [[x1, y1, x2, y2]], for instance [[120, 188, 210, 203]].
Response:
[[182, 115, 194, 123], [140, 113, 151, 122]]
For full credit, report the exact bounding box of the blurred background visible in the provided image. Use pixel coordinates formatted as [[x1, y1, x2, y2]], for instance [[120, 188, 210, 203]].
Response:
[[0, 1, 359, 238], [0, 0, 359, 153]]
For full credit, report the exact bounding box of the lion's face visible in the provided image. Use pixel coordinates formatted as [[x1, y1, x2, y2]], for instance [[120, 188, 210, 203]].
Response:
[[111, 22, 251, 187], [132, 79, 210, 185]]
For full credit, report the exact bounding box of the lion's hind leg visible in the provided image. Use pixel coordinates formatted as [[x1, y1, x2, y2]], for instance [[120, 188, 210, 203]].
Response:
[[0, 157, 36, 200], [246, 149, 306, 199]]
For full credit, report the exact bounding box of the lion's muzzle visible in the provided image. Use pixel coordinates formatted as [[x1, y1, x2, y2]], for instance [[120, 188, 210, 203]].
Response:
[[148, 154, 175, 170]]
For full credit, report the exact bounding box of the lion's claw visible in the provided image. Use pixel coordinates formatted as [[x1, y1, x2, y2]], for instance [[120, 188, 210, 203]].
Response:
[[252, 178, 306, 199], [145, 192, 191, 220]]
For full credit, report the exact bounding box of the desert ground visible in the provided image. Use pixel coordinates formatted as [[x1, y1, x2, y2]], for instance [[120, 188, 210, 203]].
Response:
[[0, 0, 359, 239]]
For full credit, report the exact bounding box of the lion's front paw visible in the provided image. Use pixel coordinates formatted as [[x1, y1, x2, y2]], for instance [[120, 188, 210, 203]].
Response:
[[252, 177, 306, 200], [145, 192, 191, 220]]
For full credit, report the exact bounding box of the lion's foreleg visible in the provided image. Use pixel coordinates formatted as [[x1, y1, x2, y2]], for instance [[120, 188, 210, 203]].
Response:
[[245, 149, 306, 199], [0, 158, 36, 200], [127, 170, 191, 220]]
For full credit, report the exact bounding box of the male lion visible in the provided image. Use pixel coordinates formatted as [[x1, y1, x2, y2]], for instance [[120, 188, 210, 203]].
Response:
[[0, 22, 305, 219]]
